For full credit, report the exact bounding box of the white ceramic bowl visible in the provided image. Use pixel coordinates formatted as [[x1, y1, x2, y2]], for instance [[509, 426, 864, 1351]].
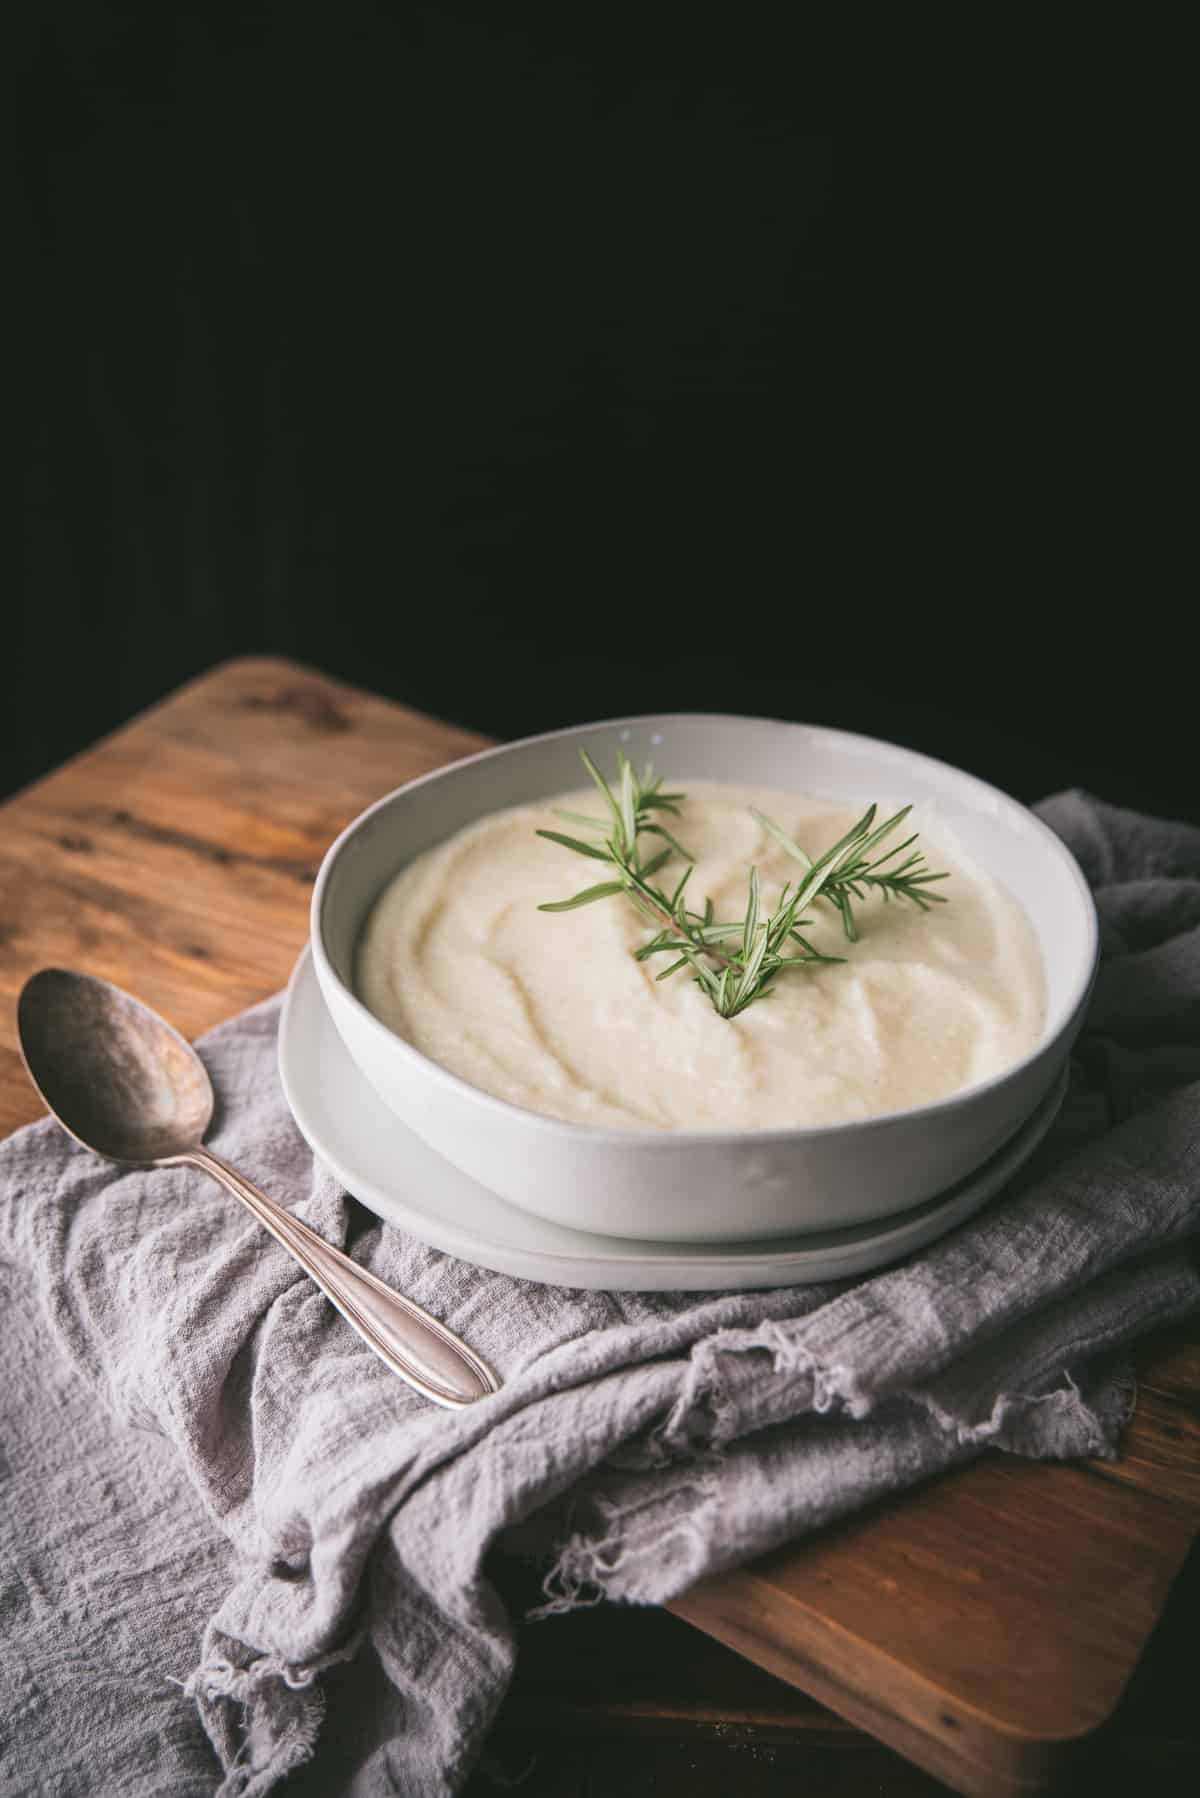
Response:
[[311, 715, 1097, 1243]]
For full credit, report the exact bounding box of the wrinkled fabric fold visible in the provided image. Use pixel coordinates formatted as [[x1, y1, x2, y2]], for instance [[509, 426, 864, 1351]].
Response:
[[2, 792, 1199, 1798]]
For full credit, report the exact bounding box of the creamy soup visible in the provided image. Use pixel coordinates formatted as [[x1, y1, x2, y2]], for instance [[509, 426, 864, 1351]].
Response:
[[355, 783, 1045, 1132]]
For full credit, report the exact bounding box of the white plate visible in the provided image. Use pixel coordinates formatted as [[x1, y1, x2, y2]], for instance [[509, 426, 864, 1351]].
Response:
[[279, 948, 1068, 1291]]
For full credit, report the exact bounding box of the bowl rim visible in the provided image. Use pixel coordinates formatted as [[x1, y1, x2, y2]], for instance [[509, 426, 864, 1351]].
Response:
[[311, 710, 1100, 1148]]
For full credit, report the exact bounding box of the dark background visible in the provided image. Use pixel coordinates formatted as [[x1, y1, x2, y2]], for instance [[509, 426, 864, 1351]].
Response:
[[12, 9, 1192, 820]]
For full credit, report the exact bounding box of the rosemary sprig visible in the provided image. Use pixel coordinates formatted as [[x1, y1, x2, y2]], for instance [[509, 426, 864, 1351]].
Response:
[[751, 804, 950, 943], [536, 753, 949, 1019]]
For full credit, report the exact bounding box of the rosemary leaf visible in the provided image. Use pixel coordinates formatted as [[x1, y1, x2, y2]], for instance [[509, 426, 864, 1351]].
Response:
[[538, 881, 626, 912], [639, 847, 674, 878], [536, 829, 613, 862]]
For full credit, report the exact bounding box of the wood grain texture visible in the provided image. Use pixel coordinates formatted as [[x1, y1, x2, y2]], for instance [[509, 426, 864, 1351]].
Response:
[[2, 656, 1197, 1798], [0, 659, 487, 1136]]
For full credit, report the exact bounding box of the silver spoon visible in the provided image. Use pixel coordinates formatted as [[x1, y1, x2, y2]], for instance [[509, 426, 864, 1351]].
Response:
[[17, 968, 499, 1409]]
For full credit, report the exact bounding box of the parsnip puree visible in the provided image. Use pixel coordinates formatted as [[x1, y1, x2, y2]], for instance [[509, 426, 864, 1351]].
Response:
[[355, 784, 1045, 1132]]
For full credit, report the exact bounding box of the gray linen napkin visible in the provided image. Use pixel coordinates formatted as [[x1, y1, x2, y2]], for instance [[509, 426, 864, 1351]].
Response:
[[2, 791, 1199, 1798]]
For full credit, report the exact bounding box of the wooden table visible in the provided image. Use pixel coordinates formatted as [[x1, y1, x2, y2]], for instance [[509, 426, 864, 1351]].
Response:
[[2, 657, 1197, 1797]]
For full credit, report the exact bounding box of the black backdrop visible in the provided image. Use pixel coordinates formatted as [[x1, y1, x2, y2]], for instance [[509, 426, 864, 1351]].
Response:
[[12, 9, 1193, 822]]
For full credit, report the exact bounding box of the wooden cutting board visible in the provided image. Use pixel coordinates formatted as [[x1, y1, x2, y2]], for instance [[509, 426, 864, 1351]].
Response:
[[1, 656, 1197, 1797]]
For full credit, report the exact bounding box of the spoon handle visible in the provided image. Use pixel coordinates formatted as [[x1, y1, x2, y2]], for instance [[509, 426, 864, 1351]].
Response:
[[179, 1147, 499, 1408]]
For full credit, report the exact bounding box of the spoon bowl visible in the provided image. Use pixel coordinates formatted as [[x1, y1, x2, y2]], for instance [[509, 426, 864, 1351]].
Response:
[[18, 968, 214, 1163]]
